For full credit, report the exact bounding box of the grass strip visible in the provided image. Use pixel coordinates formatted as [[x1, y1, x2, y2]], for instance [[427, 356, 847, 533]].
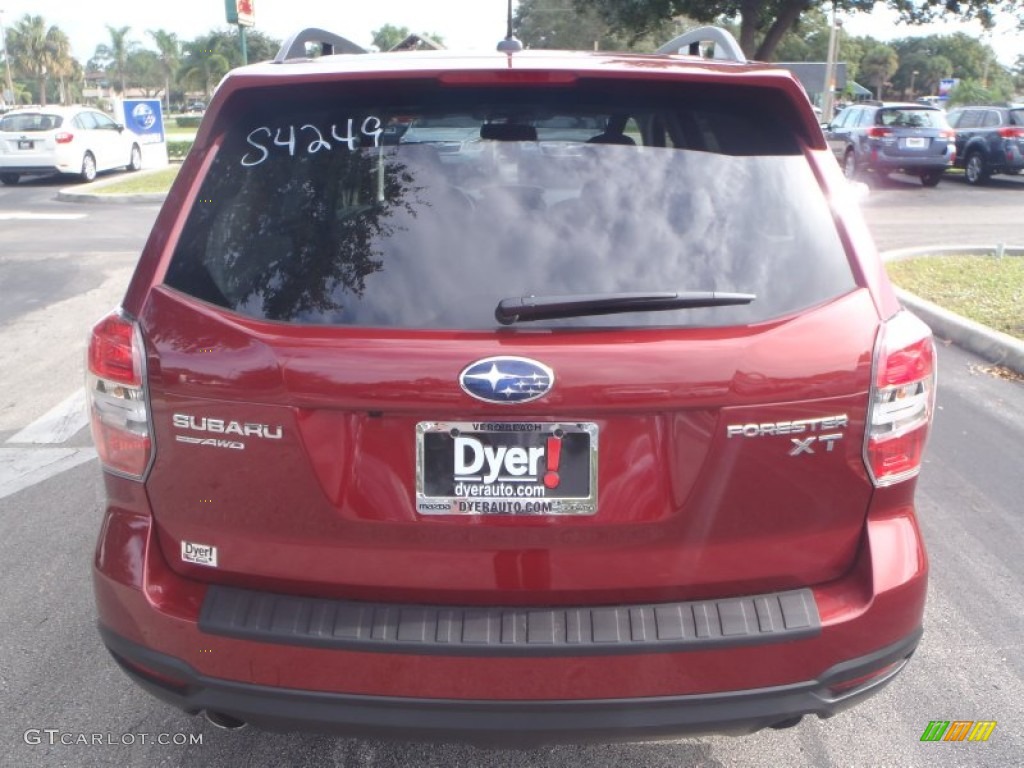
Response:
[[886, 254, 1024, 340], [92, 166, 180, 195]]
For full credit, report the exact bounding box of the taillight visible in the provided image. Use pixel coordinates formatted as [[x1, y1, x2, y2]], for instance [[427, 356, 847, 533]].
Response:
[[55, 131, 74, 144], [940, 129, 955, 140], [87, 311, 151, 479], [867, 127, 892, 139], [997, 126, 1024, 139], [864, 311, 936, 486]]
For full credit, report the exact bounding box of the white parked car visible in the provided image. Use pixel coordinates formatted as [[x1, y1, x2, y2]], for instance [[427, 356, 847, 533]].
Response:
[[0, 105, 142, 185]]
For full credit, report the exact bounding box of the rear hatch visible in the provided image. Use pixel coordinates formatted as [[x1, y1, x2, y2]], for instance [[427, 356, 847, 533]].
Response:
[[875, 106, 952, 162], [140, 75, 877, 605], [0, 111, 60, 165]]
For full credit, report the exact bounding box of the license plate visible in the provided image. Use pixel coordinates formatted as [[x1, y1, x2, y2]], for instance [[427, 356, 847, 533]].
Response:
[[18, 139, 34, 150], [904, 137, 927, 149], [416, 421, 598, 515]]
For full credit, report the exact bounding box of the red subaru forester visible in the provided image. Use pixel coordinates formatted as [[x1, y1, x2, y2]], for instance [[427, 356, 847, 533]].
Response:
[[88, 27, 935, 744]]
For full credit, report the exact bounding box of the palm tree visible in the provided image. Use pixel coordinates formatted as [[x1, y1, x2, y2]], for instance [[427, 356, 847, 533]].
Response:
[[861, 44, 899, 101], [7, 15, 50, 104], [5, 15, 76, 105], [148, 29, 179, 111], [45, 27, 74, 104], [181, 34, 230, 100], [94, 25, 136, 94]]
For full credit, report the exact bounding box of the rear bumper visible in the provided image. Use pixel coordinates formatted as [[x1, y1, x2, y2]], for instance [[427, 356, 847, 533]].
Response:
[[870, 154, 951, 172], [93, 478, 928, 743], [101, 624, 920, 744], [994, 145, 1024, 173], [858, 142, 953, 173], [0, 163, 60, 175]]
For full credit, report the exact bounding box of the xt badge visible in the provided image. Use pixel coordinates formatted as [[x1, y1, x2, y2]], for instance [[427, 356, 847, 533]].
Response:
[[789, 433, 843, 455]]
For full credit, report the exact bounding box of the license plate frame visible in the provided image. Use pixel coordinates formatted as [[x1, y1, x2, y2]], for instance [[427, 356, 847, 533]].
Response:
[[416, 421, 598, 516], [904, 137, 927, 149], [17, 139, 34, 150]]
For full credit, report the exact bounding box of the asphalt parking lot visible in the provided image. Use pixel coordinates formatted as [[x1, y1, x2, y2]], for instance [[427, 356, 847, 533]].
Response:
[[0, 172, 1022, 768]]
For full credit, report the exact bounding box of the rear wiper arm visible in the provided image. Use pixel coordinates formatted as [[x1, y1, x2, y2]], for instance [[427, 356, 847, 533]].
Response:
[[494, 291, 756, 325]]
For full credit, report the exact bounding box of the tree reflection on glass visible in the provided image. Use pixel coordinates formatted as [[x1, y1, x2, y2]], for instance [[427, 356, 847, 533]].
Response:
[[170, 138, 425, 323]]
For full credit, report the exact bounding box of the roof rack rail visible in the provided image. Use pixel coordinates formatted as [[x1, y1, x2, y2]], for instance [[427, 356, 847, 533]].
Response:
[[274, 28, 367, 63], [656, 26, 746, 63]]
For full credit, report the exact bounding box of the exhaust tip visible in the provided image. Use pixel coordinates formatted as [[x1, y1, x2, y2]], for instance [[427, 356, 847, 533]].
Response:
[[203, 710, 247, 730]]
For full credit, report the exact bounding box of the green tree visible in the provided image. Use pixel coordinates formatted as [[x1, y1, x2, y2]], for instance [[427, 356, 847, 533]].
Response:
[[93, 25, 139, 94], [933, 33, 1012, 93], [772, 8, 832, 62], [369, 24, 444, 52], [1012, 54, 1024, 93], [947, 77, 1011, 105], [234, 29, 281, 64], [126, 49, 164, 97], [888, 33, 1011, 97], [515, 0, 683, 50], [45, 27, 76, 104], [888, 49, 952, 98], [861, 43, 899, 99], [931, 32, 997, 81], [516, 0, 609, 49], [918, 54, 952, 98], [148, 29, 180, 111], [372, 24, 410, 51], [178, 29, 281, 99], [837, 35, 870, 85], [180, 32, 232, 99], [583, 0, 1024, 62], [5, 15, 48, 103], [6, 15, 75, 105]]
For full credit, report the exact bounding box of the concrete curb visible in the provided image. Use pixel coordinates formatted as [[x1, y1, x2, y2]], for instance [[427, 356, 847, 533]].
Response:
[[883, 244, 1024, 261], [882, 247, 1024, 375], [57, 167, 170, 204]]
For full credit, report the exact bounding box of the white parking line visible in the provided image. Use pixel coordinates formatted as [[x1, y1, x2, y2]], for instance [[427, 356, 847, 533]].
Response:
[[0, 211, 88, 221], [6, 389, 88, 444], [1, 389, 96, 500], [0, 446, 97, 500]]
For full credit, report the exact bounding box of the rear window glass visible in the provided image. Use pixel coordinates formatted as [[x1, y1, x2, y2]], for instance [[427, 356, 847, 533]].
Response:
[[166, 81, 854, 329], [0, 113, 63, 132], [876, 109, 947, 129], [1010, 110, 1024, 127]]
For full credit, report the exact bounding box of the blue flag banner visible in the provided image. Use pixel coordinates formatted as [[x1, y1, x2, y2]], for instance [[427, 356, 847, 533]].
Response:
[[123, 99, 165, 144]]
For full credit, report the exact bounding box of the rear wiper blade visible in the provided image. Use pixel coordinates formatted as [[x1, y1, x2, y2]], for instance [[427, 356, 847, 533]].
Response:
[[494, 291, 756, 325]]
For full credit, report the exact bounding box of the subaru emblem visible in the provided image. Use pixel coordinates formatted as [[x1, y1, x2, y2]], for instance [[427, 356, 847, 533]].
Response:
[[459, 356, 554, 404]]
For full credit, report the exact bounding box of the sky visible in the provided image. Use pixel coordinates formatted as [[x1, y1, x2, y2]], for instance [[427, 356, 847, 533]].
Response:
[[0, 1, 515, 59], [0, 0, 1018, 66]]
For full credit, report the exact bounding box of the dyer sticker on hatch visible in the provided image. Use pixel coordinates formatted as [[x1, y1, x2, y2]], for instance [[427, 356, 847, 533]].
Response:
[[416, 422, 598, 516]]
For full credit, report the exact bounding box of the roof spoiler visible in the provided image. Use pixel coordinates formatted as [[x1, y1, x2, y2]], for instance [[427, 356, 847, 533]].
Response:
[[274, 28, 367, 63], [656, 26, 746, 63]]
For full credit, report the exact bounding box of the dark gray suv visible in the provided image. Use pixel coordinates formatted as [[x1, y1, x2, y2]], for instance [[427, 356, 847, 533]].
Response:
[[946, 106, 1024, 185], [825, 102, 955, 186]]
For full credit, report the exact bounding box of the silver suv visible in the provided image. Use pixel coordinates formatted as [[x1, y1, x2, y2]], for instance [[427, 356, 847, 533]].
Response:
[[825, 102, 955, 186]]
